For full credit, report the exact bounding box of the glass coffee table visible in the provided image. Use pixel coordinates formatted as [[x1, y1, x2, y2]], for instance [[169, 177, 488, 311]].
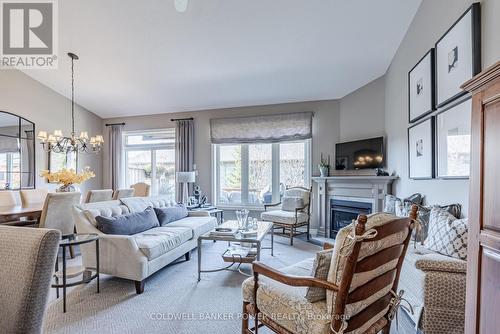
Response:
[[197, 220, 273, 281]]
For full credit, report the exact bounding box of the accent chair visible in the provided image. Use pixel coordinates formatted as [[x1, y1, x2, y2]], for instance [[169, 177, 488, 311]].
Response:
[[261, 186, 312, 245], [243, 206, 418, 334], [0, 226, 61, 334]]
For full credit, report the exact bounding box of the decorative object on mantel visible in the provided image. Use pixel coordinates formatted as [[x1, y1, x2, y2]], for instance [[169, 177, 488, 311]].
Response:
[[436, 97, 471, 179], [40, 168, 95, 192], [318, 153, 330, 177], [435, 3, 481, 108], [408, 117, 435, 179], [37, 53, 104, 154], [408, 49, 435, 122]]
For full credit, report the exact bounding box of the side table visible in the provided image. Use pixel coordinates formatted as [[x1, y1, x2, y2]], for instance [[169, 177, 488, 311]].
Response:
[[189, 206, 224, 225], [52, 233, 99, 313]]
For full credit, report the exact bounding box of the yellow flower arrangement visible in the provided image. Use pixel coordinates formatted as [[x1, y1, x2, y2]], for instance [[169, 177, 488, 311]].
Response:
[[40, 167, 95, 187]]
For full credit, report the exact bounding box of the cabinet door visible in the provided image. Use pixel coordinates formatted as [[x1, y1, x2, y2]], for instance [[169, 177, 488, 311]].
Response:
[[465, 65, 500, 333]]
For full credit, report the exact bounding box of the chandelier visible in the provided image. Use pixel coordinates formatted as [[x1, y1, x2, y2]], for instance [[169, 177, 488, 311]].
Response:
[[37, 52, 103, 154]]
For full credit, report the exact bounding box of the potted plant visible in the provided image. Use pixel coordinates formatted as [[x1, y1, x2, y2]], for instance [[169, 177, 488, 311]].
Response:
[[41, 167, 95, 192], [318, 153, 330, 177]]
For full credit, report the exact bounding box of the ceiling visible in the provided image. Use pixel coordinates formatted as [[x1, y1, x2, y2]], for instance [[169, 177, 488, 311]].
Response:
[[24, 0, 422, 118]]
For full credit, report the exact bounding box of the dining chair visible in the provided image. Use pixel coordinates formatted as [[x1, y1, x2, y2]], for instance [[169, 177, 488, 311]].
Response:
[[112, 188, 135, 200], [39, 192, 81, 258], [20, 189, 49, 206], [0, 190, 22, 206], [130, 182, 150, 197], [84, 189, 113, 203], [0, 226, 60, 334]]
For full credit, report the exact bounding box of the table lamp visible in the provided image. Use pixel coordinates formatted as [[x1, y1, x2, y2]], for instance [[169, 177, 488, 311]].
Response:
[[176, 171, 196, 204]]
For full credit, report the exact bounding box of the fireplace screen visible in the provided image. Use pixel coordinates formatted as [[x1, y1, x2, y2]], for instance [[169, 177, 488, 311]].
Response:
[[330, 199, 372, 238]]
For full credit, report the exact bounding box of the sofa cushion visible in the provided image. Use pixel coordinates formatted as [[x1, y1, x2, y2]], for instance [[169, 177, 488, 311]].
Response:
[[425, 207, 468, 260], [95, 207, 159, 235], [168, 216, 218, 239], [305, 248, 333, 302], [154, 205, 188, 226], [134, 226, 193, 260], [242, 258, 330, 334], [261, 210, 309, 224]]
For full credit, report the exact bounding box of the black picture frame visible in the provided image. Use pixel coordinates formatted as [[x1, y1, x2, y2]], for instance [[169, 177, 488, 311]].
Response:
[[435, 2, 481, 108], [408, 117, 435, 180], [435, 96, 471, 179], [408, 49, 435, 123]]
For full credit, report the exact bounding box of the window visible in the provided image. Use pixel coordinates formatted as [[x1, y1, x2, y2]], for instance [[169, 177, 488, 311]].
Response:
[[124, 129, 175, 200], [214, 140, 310, 207]]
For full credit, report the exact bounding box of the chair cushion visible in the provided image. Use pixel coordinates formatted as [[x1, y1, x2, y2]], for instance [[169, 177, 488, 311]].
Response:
[[281, 197, 304, 212], [284, 188, 310, 205], [242, 258, 330, 334], [326, 213, 409, 331], [168, 216, 218, 239], [261, 210, 309, 224], [95, 207, 160, 235], [305, 249, 333, 302], [154, 205, 189, 226], [134, 226, 193, 260]]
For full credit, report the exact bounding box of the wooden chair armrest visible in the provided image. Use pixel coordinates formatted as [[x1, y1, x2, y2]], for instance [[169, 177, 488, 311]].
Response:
[[252, 261, 338, 291], [323, 242, 334, 250], [263, 202, 281, 211]]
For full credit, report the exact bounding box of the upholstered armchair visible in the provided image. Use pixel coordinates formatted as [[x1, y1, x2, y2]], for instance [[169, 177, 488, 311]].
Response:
[[0, 226, 61, 334], [261, 186, 312, 245], [243, 206, 418, 334]]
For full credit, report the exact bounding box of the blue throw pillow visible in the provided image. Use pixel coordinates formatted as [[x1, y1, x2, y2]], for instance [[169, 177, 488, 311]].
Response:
[[95, 207, 160, 235], [154, 205, 189, 226]]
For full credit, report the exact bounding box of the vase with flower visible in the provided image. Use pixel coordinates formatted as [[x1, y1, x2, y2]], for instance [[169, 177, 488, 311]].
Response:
[[40, 167, 95, 192]]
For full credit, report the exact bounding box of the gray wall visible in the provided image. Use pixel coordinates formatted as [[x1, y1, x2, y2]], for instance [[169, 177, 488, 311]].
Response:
[[0, 70, 103, 193], [103, 100, 341, 203], [385, 0, 500, 215], [339, 76, 386, 142]]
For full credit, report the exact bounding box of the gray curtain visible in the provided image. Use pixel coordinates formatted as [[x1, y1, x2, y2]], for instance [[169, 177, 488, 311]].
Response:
[[107, 124, 124, 189], [175, 120, 194, 202]]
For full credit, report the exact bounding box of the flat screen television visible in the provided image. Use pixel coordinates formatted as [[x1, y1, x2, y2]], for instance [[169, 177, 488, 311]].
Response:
[[335, 137, 385, 170]]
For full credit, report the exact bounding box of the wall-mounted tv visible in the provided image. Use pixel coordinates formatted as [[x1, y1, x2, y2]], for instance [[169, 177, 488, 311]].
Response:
[[335, 137, 385, 170]]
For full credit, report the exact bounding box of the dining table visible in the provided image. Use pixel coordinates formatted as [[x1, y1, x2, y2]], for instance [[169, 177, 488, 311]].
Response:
[[0, 204, 44, 225]]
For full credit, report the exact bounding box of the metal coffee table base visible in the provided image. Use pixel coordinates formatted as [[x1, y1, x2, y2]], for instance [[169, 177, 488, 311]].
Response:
[[197, 228, 273, 281]]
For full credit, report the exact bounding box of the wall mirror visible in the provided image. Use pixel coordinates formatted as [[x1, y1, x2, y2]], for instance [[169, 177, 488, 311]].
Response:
[[0, 111, 35, 190]]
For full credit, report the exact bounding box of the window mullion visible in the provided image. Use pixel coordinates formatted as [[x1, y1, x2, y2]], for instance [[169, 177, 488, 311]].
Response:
[[151, 149, 157, 196], [272, 144, 280, 203], [241, 145, 249, 205]]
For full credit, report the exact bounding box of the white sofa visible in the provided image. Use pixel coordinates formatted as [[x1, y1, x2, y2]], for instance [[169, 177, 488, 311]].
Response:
[[73, 197, 217, 293]]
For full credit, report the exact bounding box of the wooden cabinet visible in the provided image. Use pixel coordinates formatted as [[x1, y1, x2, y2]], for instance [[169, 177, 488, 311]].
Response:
[[462, 61, 500, 334]]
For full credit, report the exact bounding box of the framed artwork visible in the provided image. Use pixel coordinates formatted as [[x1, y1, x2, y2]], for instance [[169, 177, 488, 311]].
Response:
[[435, 3, 481, 108], [408, 49, 435, 122], [408, 117, 435, 179], [436, 97, 471, 179], [48, 150, 78, 174]]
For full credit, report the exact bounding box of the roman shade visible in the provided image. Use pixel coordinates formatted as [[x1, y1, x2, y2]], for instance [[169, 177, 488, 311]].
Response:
[[210, 112, 313, 144]]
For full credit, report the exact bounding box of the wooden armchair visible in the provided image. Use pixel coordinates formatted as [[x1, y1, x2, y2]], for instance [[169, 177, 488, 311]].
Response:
[[261, 186, 312, 245], [243, 206, 418, 334]]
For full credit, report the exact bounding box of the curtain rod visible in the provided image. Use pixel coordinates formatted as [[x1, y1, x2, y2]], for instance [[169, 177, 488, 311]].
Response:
[[170, 117, 194, 121], [105, 122, 125, 126]]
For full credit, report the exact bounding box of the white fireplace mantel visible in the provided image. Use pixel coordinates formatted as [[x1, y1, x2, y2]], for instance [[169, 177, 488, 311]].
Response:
[[311, 176, 398, 238]]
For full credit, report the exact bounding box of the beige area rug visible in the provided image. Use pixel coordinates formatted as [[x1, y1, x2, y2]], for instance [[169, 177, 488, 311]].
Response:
[[43, 236, 320, 334]]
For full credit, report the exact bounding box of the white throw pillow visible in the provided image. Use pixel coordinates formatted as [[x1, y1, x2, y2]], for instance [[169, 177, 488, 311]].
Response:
[[425, 207, 468, 260], [281, 196, 304, 212]]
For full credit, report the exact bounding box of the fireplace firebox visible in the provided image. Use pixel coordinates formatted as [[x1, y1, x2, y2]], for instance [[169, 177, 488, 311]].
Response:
[[330, 199, 372, 238]]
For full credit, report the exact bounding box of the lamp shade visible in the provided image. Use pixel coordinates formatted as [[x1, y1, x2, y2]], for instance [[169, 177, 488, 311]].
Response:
[[176, 171, 196, 183]]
